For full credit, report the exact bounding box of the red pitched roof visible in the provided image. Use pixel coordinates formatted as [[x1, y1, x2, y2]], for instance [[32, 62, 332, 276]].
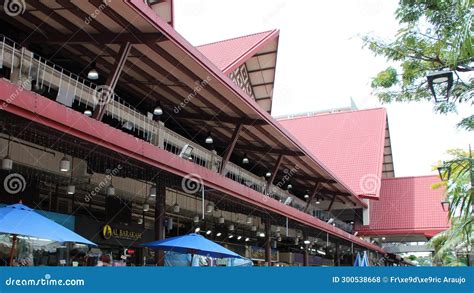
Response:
[[356, 175, 449, 237], [196, 29, 279, 74], [278, 108, 387, 199]]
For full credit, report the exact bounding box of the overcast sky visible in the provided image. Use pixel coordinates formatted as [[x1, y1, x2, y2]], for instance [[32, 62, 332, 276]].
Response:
[[173, 0, 472, 177]]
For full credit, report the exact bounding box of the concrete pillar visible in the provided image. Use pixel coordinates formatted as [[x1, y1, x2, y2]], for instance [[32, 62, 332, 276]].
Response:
[[264, 217, 271, 266], [154, 176, 166, 266]]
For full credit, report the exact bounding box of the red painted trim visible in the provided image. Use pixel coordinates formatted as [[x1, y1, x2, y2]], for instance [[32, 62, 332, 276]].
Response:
[[356, 228, 449, 237], [0, 79, 382, 253], [125, 0, 367, 208]]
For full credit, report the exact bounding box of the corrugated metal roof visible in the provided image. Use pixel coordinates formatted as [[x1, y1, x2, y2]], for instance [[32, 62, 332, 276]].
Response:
[[356, 175, 449, 237], [278, 108, 387, 199], [197, 29, 278, 74]]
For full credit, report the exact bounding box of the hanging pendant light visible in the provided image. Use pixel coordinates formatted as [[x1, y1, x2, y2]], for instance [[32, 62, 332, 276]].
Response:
[[315, 198, 321, 204], [194, 227, 201, 233], [242, 154, 249, 164], [166, 218, 173, 230], [172, 202, 180, 213], [59, 155, 70, 172], [107, 184, 115, 196], [228, 224, 235, 231], [193, 215, 200, 223], [87, 62, 99, 80], [153, 102, 163, 116], [172, 192, 180, 213], [287, 184, 292, 190], [1, 137, 13, 171], [1, 155, 12, 171], [84, 109, 92, 117], [138, 218, 143, 225], [218, 216, 225, 224], [265, 171, 271, 178], [251, 225, 257, 231], [149, 185, 157, 197], [67, 184, 75, 195], [246, 216, 253, 224], [304, 190, 310, 199], [205, 132, 213, 144], [206, 202, 214, 213], [143, 203, 150, 212]]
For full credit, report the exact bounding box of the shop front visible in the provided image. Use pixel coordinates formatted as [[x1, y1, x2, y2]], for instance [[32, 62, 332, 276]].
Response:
[[74, 216, 154, 266]]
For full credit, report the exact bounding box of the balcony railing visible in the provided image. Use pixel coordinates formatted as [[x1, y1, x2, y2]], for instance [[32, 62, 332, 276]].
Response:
[[0, 35, 352, 233]]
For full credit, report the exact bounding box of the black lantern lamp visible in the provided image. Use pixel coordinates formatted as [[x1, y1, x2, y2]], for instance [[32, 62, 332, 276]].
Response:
[[437, 163, 452, 181], [427, 70, 454, 103], [441, 200, 450, 212]]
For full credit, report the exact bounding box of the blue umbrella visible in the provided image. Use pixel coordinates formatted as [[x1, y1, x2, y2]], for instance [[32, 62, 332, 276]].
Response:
[[360, 251, 369, 267], [141, 233, 243, 259], [0, 203, 96, 265], [353, 252, 361, 266]]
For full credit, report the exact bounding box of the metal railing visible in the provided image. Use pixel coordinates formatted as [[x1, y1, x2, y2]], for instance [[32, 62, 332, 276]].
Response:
[[0, 35, 352, 232]]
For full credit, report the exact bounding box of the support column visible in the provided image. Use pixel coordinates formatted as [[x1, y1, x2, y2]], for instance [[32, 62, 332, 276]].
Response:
[[327, 194, 337, 211], [154, 176, 166, 266], [303, 232, 309, 266], [265, 155, 284, 195], [219, 123, 243, 175], [335, 242, 340, 266], [264, 217, 272, 266], [303, 182, 322, 213], [92, 42, 132, 121]]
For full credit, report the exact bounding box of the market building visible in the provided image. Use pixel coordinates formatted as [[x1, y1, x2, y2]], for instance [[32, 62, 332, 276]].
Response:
[[0, 0, 446, 266]]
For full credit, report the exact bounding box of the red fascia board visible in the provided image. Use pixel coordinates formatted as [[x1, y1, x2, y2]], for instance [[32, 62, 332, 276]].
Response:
[[125, 0, 366, 208], [357, 228, 449, 238], [222, 30, 279, 75], [0, 79, 381, 252]]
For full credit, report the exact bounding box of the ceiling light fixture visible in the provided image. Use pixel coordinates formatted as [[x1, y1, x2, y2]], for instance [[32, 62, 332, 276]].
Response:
[[153, 101, 163, 116], [205, 132, 213, 144], [87, 62, 99, 80], [242, 154, 249, 164], [59, 155, 71, 172]]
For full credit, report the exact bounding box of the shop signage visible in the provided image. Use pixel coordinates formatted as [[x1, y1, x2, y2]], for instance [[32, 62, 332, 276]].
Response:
[[101, 224, 142, 241], [249, 246, 278, 261]]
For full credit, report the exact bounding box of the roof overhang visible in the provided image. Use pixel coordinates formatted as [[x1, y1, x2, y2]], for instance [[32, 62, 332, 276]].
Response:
[[0, 0, 366, 209], [0, 79, 381, 252]]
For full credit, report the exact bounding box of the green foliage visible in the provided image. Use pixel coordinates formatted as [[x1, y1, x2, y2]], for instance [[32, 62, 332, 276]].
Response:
[[362, 0, 473, 130], [430, 148, 473, 266]]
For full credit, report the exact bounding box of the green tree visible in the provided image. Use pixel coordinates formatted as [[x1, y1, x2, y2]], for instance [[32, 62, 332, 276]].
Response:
[[430, 149, 473, 266], [362, 0, 473, 130]]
